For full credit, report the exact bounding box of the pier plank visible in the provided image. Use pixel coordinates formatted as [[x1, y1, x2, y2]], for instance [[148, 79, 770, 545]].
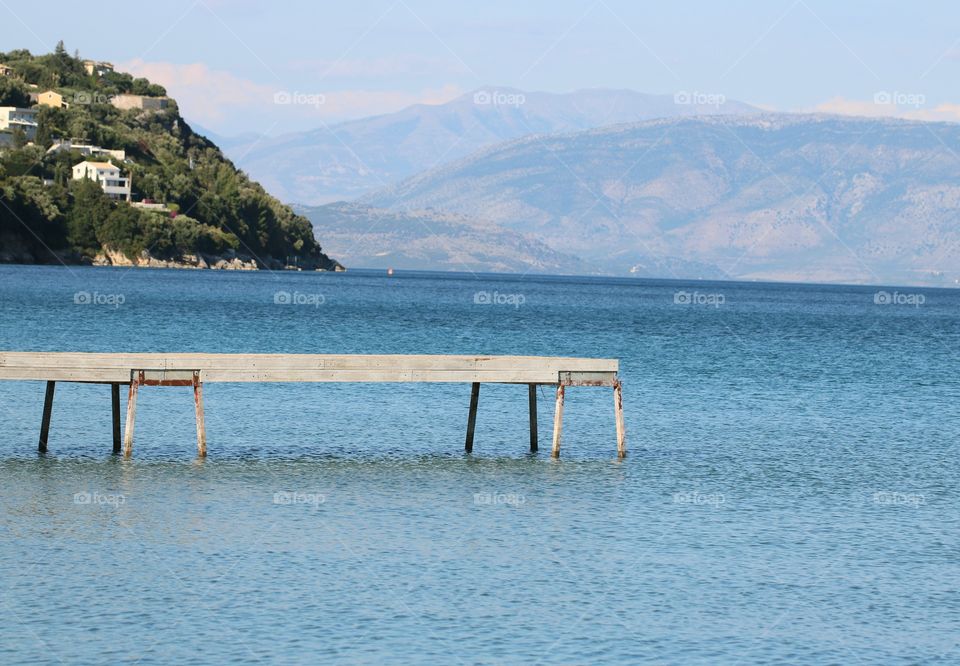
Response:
[[0, 352, 617, 384]]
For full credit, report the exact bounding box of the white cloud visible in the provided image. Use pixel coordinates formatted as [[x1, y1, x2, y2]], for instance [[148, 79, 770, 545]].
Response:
[[812, 96, 960, 123], [287, 55, 468, 79], [119, 59, 273, 125], [118, 59, 463, 134], [318, 85, 462, 117]]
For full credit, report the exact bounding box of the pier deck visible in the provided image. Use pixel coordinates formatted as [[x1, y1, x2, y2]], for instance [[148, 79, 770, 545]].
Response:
[[0, 352, 625, 459]]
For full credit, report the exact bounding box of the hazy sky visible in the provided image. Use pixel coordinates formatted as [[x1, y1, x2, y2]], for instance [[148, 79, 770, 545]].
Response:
[[2, 0, 959, 135]]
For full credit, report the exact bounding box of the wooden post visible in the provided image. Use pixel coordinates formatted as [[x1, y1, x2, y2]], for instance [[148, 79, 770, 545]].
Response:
[[614, 379, 627, 459], [551, 384, 565, 458], [111, 383, 121, 454], [528, 383, 538, 452], [38, 380, 55, 453], [193, 371, 207, 457], [123, 371, 141, 458], [464, 382, 480, 453]]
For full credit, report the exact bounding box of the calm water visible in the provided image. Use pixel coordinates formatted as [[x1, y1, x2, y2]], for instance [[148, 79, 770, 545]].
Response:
[[0, 265, 958, 664]]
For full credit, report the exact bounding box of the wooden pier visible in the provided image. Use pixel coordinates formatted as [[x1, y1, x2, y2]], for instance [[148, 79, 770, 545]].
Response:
[[0, 352, 626, 459]]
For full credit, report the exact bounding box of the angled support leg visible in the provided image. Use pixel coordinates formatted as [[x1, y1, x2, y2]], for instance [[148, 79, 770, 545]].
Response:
[[193, 371, 207, 457], [614, 379, 627, 459], [123, 371, 142, 458], [551, 384, 565, 459], [111, 383, 121, 454], [464, 382, 480, 453], [38, 381, 55, 453], [528, 383, 538, 453]]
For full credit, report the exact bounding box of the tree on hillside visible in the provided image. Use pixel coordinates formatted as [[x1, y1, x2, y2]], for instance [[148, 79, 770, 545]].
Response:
[[98, 204, 147, 258], [35, 106, 70, 147], [0, 78, 30, 107], [131, 77, 167, 97], [0, 176, 68, 255], [11, 127, 27, 150], [66, 179, 112, 256]]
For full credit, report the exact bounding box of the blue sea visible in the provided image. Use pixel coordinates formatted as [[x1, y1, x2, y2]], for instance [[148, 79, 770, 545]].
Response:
[[0, 265, 957, 664]]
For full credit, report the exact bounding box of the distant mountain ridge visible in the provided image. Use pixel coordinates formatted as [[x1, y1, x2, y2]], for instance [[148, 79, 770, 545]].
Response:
[[298, 202, 594, 274], [349, 113, 960, 286], [225, 87, 759, 205]]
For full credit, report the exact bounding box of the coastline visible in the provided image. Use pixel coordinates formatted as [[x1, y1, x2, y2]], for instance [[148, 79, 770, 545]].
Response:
[[0, 246, 346, 272]]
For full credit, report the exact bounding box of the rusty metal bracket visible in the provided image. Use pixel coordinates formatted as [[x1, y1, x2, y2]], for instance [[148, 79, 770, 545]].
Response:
[[558, 371, 618, 387], [136, 368, 200, 387]]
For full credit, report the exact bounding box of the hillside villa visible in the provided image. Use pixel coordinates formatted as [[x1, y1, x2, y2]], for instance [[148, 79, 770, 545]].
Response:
[[37, 90, 68, 109], [0, 64, 13, 77], [82, 60, 113, 77], [47, 139, 125, 161], [110, 94, 169, 111], [0, 106, 38, 140], [72, 160, 131, 201]]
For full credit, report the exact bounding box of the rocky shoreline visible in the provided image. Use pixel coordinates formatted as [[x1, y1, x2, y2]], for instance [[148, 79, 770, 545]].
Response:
[[0, 243, 345, 271], [92, 248, 260, 270]]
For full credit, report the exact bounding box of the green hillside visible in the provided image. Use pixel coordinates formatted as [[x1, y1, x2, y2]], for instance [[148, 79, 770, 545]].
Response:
[[0, 42, 341, 269]]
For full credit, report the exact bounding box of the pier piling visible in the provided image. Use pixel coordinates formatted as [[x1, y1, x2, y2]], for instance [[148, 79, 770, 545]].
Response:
[[123, 371, 141, 458], [614, 380, 626, 459], [551, 384, 565, 458], [111, 383, 121, 454], [193, 371, 206, 457], [464, 382, 480, 453], [38, 381, 55, 453], [528, 384, 538, 452]]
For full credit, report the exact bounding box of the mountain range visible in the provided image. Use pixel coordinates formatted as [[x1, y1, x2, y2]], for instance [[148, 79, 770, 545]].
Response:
[[300, 202, 591, 274], [228, 88, 759, 205], [207, 88, 960, 286], [351, 113, 960, 285], [361, 114, 960, 284]]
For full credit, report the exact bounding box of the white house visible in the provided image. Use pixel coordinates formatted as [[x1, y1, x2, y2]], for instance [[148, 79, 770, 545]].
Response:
[[72, 160, 131, 201], [47, 139, 125, 161], [83, 60, 114, 77], [0, 106, 38, 140]]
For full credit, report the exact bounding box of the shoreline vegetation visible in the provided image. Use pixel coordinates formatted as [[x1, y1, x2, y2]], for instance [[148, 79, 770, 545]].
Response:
[[0, 43, 343, 272]]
